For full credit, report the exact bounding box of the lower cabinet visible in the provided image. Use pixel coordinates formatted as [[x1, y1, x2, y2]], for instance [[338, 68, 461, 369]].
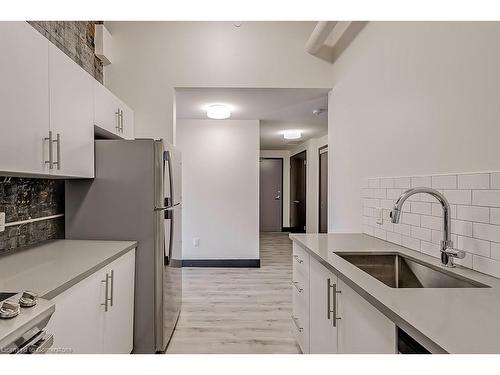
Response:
[[296, 245, 397, 354], [46, 249, 135, 354]]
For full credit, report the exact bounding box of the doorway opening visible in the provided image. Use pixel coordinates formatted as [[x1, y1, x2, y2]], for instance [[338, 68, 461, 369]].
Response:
[[259, 158, 283, 232], [290, 151, 307, 233], [319, 146, 328, 233]]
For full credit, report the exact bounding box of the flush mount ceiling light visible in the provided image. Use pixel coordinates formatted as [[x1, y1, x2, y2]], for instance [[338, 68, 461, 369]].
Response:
[[283, 130, 302, 140], [206, 104, 231, 120]]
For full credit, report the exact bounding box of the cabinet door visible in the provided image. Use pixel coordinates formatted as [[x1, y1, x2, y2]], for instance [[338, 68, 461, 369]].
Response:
[[45, 268, 106, 354], [309, 258, 338, 354], [103, 249, 136, 353], [94, 81, 122, 137], [119, 100, 135, 140], [0, 22, 50, 175], [337, 279, 396, 353], [49, 44, 94, 178]]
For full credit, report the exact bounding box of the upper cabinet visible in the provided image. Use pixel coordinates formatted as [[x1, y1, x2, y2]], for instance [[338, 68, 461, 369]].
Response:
[[0, 22, 50, 176], [94, 81, 135, 140], [0, 22, 135, 178], [49, 43, 94, 178]]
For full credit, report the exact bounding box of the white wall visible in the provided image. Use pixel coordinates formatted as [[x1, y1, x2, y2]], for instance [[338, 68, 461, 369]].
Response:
[[291, 134, 328, 233], [328, 22, 500, 233], [104, 22, 334, 142], [177, 119, 260, 260], [260, 150, 291, 227]]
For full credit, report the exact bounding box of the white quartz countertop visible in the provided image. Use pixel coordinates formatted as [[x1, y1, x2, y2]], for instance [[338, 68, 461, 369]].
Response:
[[289, 233, 500, 354], [0, 240, 137, 299]]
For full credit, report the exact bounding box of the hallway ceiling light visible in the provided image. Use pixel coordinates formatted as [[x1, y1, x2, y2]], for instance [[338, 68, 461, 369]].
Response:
[[206, 104, 231, 120], [283, 130, 302, 140]]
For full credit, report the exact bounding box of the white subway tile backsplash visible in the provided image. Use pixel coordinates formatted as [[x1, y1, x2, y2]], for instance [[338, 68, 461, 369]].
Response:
[[472, 190, 500, 207], [411, 176, 431, 188], [380, 178, 394, 188], [451, 219, 473, 237], [473, 255, 500, 278], [410, 201, 431, 215], [457, 173, 490, 189], [420, 215, 442, 230], [394, 177, 411, 188], [456, 205, 489, 223], [490, 208, 500, 225], [362, 171, 500, 278], [411, 226, 431, 242], [442, 190, 472, 205], [457, 236, 490, 257], [473, 222, 500, 243], [431, 174, 457, 189], [491, 173, 500, 189]]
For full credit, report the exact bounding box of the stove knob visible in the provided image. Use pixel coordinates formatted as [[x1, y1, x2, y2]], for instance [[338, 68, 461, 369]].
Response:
[[0, 300, 20, 319], [19, 291, 38, 308]]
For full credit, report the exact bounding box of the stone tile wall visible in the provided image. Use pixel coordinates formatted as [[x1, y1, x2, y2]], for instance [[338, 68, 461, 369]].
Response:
[[0, 177, 64, 253], [28, 21, 104, 83]]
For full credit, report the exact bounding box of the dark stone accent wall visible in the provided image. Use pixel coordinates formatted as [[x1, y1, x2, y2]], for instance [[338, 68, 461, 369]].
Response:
[[28, 21, 104, 83], [0, 177, 64, 253]]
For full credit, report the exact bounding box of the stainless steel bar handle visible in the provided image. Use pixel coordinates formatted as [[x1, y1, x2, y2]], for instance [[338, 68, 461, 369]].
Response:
[[44, 131, 53, 169], [332, 282, 341, 327], [327, 278, 331, 320], [119, 109, 124, 132], [52, 133, 61, 170], [101, 273, 109, 312], [115, 108, 121, 132], [293, 255, 303, 264], [292, 281, 303, 293], [291, 315, 303, 332], [109, 269, 114, 307]]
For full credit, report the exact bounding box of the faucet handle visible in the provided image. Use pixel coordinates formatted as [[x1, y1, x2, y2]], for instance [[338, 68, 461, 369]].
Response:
[[442, 247, 466, 259]]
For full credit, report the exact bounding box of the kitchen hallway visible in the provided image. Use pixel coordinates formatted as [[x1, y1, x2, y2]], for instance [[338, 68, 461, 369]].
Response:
[[167, 232, 300, 354]]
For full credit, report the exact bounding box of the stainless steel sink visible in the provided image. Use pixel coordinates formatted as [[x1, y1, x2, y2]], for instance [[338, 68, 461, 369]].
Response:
[[336, 253, 489, 288]]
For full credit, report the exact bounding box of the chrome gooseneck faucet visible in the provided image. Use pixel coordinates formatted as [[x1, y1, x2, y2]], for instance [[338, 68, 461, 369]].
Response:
[[389, 187, 465, 267]]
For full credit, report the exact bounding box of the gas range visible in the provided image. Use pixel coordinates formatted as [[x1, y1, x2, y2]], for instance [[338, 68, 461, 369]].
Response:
[[0, 291, 55, 354]]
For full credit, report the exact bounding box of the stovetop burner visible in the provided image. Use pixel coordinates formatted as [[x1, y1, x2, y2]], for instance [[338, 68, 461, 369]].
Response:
[[0, 292, 17, 302]]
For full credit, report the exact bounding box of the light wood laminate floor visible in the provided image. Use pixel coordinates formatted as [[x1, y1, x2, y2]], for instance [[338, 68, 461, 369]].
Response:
[[167, 232, 300, 354]]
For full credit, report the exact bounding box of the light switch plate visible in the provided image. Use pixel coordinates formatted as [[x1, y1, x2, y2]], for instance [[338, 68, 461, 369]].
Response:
[[0, 212, 5, 232], [193, 237, 200, 247], [375, 208, 383, 225]]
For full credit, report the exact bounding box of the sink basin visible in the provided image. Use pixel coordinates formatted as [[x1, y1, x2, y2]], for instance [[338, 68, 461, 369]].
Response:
[[335, 253, 489, 288]]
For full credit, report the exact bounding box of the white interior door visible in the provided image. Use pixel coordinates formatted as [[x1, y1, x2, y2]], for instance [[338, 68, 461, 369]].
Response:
[[49, 43, 94, 177], [0, 22, 50, 175]]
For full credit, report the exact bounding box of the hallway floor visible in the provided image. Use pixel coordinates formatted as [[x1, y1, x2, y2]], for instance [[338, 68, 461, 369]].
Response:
[[166, 232, 300, 354]]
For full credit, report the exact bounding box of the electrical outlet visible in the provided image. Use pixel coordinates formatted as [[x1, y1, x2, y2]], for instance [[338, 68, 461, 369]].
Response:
[[0, 212, 5, 232], [193, 237, 200, 247], [375, 208, 383, 225]]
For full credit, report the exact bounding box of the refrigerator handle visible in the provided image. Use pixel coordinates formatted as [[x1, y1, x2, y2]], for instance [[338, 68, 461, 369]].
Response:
[[164, 150, 174, 208]]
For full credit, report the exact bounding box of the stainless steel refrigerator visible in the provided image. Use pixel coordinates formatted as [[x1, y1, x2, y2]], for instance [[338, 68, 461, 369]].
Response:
[[65, 139, 182, 353]]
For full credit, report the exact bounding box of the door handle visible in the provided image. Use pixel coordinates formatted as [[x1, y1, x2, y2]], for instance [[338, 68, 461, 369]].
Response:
[[44, 131, 53, 169], [101, 272, 112, 312], [109, 269, 114, 307], [115, 108, 121, 132], [328, 280, 342, 327], [291, 315, 303, 333], [52, 133, 61, 170], [293, 200, 300, 204], [292, 281, 303, 293]]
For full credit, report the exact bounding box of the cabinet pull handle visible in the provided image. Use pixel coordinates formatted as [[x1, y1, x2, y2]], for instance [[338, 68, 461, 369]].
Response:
[[119, 109, 124, 132], [327, 278, 332, 320], [292, 281, 303, 293], [291, 315, 303, 332], [44, 131, 53, 169], [329, 281, 342, 327], [115, 108, 121, 132], [109, 269, 114, 307], [52, 133, 61, 170], [293, 255, 303, 264], [101, 273, 109, 312]]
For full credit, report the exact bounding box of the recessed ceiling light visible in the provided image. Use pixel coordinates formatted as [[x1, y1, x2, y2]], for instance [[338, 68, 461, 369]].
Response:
[[206, 104, 231, 120], [283, 130, 302, 140]]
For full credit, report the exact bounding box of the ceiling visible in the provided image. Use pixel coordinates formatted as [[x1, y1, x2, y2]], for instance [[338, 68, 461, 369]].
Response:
[[175, 88, 329, 150]]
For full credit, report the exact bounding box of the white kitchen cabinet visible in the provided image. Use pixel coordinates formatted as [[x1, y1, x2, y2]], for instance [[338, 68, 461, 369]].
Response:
[[45, 249, 136, 354], [94, 81, 135, 139], [337, 279, 396, 354], [49, 43, 94, 178], [309, 257, 338, 354], [0, 22, 51, 176], [292, 243, 310, 353]]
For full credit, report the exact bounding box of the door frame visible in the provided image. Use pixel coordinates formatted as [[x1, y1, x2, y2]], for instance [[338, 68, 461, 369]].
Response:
[[259, 157, 284, 232], [318, 145, 328, 233], [290, 150, 307, 233]]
